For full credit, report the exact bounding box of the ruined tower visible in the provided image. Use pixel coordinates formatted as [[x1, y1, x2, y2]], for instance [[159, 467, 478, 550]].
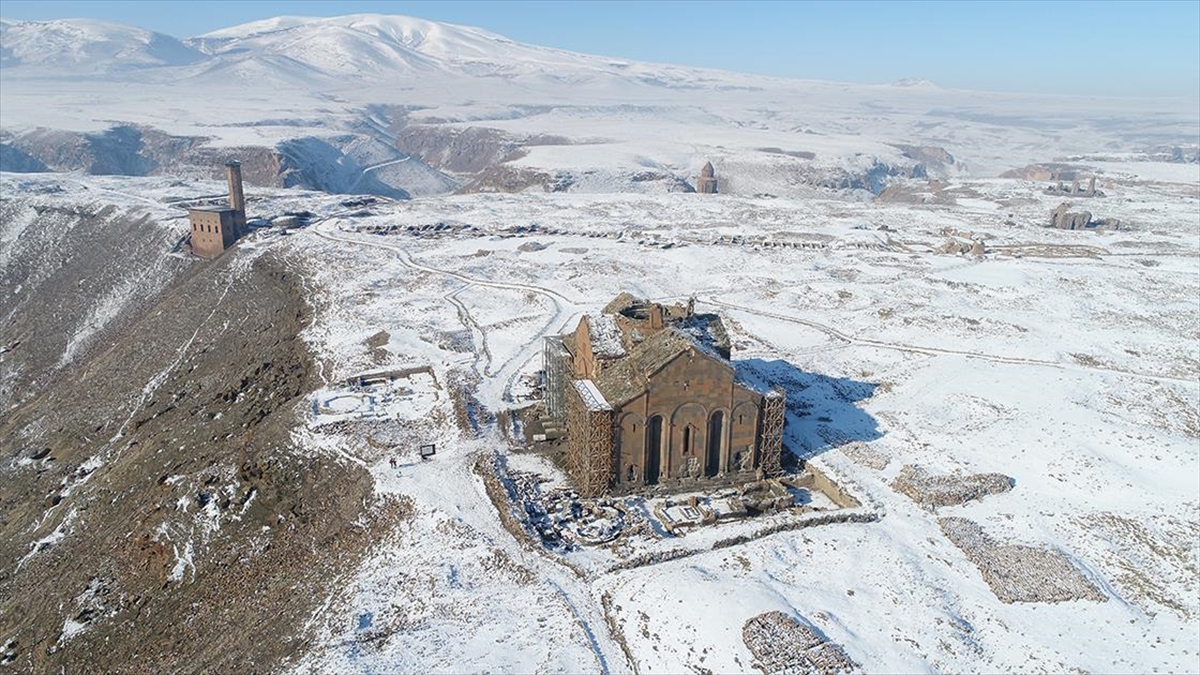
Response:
[[187, 159, 246, 259], [225, 160, 247, 231], [696, 161, 718, 194]]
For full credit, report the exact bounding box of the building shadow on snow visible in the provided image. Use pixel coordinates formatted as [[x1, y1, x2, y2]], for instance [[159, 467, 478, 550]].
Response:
[[737, 358, 883, 470]]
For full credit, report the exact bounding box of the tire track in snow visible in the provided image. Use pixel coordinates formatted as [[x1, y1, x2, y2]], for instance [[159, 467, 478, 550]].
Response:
[[701, 296, 1196, 385], [312, 221, 582, 405], [444, 283, 493, 378]]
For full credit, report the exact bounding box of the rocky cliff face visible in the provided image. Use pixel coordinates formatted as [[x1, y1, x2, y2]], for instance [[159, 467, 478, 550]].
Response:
[[394, 125, 527, 175], [0, 195, 395, 672], [1, 126, 277, 184], [2, 115, 931, 200], [892, 144, 956, 175], [0, 125, 456, 199], [0, 142, 48, 173]]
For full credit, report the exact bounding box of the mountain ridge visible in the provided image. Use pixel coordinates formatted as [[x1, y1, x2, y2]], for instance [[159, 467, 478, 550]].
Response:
[[0, 13, 914, 92]]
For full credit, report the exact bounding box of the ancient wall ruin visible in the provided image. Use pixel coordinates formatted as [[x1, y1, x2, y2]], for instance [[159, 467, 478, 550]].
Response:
[[188, 207, 237, 258]]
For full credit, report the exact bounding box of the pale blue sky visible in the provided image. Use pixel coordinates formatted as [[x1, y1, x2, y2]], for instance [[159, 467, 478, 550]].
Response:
[[3, 0, 1198, 97]]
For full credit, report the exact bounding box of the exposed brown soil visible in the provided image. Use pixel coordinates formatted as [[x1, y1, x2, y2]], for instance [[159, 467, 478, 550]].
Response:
[[0, 221, 393, 671]]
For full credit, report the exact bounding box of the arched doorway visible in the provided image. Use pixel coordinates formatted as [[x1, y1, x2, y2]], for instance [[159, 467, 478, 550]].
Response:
[[706, 411, 724, 477], [645, 415, 663, 485]]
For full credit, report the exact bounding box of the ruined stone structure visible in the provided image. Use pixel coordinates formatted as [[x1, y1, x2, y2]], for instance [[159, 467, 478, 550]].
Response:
[[696, 161, 718, 194], [187, 206, 239, 258], [225, 160, 247, 230], [1046, 175, 1100, 197], [187, 160, 247, 259], [1050, 202, 1094, 230], [1049, 202, 1122, 231], [545, 293, 784, 497]]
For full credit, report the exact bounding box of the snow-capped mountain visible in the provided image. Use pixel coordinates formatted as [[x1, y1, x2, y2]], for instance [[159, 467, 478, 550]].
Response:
[[0, 17, 204, 71], [192, 14, 598, 81], [1, 13, 735, 89]]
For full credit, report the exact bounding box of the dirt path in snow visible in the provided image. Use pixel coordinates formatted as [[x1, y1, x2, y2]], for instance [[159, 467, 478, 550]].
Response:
[[308, 221, 631, 673], [312, 220, 582, 405]]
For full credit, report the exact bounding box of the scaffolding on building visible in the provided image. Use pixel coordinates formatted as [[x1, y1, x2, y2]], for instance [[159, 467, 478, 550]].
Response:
[[543, 335, 569, 424], [566, 379, 615, 498], [759, 388, 786, 477]]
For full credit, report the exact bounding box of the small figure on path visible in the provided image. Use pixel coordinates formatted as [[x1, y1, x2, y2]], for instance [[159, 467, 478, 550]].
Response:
[[389, 456, 398, 470]]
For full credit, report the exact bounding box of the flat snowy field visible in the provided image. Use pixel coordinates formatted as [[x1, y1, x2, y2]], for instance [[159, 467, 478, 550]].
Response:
[[271, 159, 1196, 673], [5, 155, 1196, 673]]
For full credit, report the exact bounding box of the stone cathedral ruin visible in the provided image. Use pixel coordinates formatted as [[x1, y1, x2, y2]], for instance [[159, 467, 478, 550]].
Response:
[[543, 293, 784, 498]]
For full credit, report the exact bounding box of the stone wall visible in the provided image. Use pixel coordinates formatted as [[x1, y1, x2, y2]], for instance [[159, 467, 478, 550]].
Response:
[[188, 209, 236, 258], [610, 352, 765, 493]]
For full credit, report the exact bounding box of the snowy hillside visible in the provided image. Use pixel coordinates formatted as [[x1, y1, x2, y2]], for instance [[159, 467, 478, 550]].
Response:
[[191, 14, 617, 83], [0, 18, 203, 71]]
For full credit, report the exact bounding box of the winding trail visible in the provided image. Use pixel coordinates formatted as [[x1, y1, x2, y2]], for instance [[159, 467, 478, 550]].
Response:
[[313, 220, 581, 405], [309, 221, 627, 672], [700, 296, 1196, 386], [444, 283, 494, 377], [349, 155, 412, 192]]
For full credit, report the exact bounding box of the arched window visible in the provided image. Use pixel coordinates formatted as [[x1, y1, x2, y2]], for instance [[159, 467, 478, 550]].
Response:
[[706, 411, 724, 477], [645, 415, 663, 485]]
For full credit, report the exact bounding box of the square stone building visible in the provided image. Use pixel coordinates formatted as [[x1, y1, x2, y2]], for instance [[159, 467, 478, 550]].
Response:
[[544, 293, 784, 497], [186, 160, 247, 259], [187, 206, 239, 258]]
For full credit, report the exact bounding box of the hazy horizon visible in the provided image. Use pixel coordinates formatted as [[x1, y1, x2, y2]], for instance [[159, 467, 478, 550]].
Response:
[[2, 0, 1198, 99]]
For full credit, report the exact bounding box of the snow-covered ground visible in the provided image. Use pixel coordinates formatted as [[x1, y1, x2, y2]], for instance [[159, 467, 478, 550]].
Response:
[[2, 12, 1197, 671], [104, 154, 1187, 673], [2, 144, 1196, 673]]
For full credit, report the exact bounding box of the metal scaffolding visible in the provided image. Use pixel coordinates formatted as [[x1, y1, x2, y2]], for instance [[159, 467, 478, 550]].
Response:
[[566, 380, 615, 498], [759, 387, 786, 477], [543, 336, 570, 424]]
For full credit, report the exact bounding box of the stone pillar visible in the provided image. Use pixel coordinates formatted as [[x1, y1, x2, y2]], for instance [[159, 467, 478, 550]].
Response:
[[225, 160, 247, 231]]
